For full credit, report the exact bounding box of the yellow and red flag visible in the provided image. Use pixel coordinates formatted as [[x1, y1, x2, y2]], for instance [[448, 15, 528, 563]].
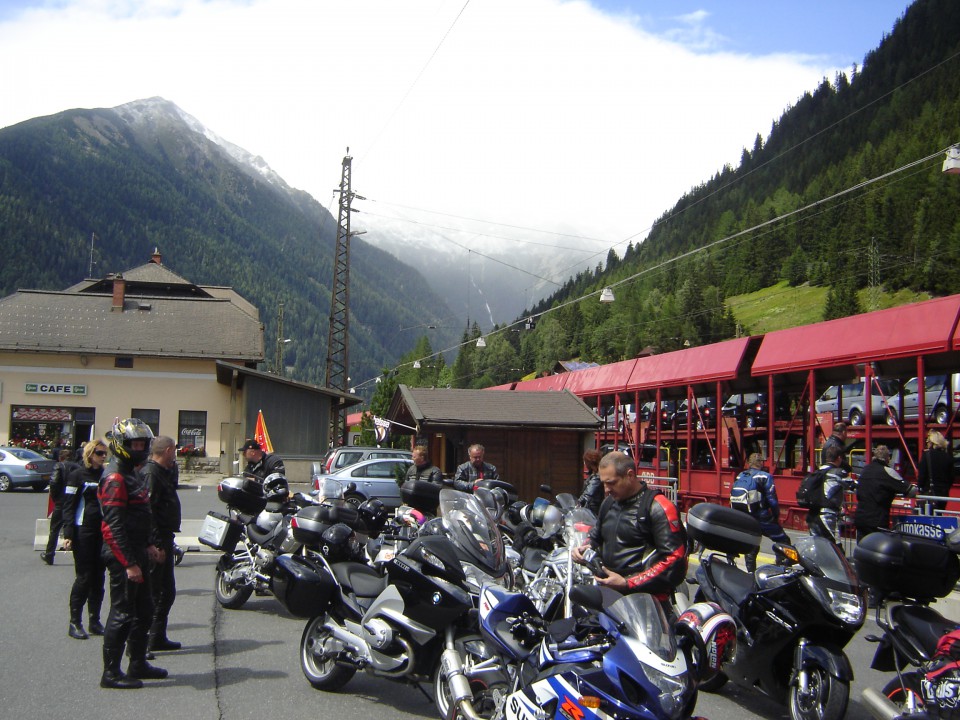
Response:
[[254, 410, 274, 454]]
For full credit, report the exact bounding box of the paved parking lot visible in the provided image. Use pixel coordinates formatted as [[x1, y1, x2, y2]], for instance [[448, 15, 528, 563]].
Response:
[[4, 480, 957, 720]]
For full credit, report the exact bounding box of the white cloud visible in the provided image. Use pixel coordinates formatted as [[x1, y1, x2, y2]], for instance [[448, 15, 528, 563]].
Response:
[[0, 0, 838, 295]]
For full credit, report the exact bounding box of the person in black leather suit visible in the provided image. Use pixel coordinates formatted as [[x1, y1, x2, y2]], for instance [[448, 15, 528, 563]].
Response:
[[240, 439, 285, 481], [451, 444, 499, 492], [578, 449, 604, 515], [140, 435, 182, 652], [42, 449, 77, 565], [62, 439, 108, 640], [572, 451, 687, 602], [98, 418, 167, 689]]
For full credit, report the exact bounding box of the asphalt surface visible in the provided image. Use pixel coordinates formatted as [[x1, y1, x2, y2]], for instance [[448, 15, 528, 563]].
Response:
[[4, 477, 957, 720]]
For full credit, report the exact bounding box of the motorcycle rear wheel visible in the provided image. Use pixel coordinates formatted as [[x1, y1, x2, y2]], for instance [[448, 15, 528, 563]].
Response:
[[301, 613, 356, 691], [881, 673, 925, 713], [789, 666, 849, 720], [215, 565, 253, 609]]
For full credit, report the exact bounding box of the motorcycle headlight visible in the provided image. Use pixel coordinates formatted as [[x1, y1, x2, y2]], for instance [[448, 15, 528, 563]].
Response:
[[462, 562, 509, 593], [801, 576, 863, 625], [630, 666, 690, 720]]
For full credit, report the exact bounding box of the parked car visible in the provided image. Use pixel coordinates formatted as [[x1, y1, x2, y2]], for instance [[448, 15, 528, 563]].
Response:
[[672, 396, 718, 429], [722, 391, 791, 427], [0, 446, 55, 491], [312, 457, 415, 508], [891, 374, 960, 425], [323, 446, 412, 473], [814, 378, 900, 426], [601, 404, 637, 432], [639, 400, 679, 429]]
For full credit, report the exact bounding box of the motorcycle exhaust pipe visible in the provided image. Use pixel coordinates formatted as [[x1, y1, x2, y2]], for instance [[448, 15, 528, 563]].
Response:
[[862, 688, 902, 720], [440, 649, 483, 720]]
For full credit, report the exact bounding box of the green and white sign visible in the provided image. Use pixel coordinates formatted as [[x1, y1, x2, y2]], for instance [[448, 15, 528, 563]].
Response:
[[25, 383, 87, 396]]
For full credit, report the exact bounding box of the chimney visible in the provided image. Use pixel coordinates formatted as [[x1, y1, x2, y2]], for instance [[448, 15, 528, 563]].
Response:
[[150, 247, 162, 265], [112, 273, 126, 312]]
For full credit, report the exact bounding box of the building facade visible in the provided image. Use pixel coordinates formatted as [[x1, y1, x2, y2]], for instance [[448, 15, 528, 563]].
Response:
[[0, 250, 356, 480]]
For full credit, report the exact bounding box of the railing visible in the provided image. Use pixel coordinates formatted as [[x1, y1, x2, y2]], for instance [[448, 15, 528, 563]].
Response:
[[835, 492, 959, 556], [639, 477, 678, 504]]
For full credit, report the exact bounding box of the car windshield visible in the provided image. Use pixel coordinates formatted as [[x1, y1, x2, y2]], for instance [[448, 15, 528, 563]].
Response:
[[439, 488, 507, 577], [605, 592, 677, 661], [794, 535, 859, 587]]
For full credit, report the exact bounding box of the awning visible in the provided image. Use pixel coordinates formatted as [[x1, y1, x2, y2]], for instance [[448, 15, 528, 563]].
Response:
[[563, 358, 638, 397], [626, 337, 753, 393], [753, 295, 960, 376]]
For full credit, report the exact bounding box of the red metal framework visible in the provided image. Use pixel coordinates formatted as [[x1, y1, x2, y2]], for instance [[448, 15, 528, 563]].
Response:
[[503, 294, 960, 529]]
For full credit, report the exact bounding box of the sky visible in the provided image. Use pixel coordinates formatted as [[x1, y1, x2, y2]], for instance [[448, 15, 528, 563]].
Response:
[[0, 0, 915, 301]]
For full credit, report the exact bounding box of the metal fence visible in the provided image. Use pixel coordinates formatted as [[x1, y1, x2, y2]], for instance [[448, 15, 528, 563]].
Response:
[[837, 491, 958, 556]]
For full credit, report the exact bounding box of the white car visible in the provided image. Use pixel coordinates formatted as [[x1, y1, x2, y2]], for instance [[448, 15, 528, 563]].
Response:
[[312, 457, 415, 508]]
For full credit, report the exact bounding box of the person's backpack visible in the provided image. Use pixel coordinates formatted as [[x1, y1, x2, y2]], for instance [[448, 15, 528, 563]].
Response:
[[730, 470, 767, 515], [796, 467, 829, 509]]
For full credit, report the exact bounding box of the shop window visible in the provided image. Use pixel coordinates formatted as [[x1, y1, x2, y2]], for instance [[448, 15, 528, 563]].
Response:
[[178, 410, 207, 457], [132, 409, 160, 438]]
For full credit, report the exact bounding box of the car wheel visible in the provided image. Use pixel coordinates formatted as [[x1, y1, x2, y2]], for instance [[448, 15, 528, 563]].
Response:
[[0, 474, 12, 492], [848, 409, 864, 426], [935, 405, 950, 425], [344, 493, 365, 509], [745, 415, 756, 428], [885, 408, 898, 426]]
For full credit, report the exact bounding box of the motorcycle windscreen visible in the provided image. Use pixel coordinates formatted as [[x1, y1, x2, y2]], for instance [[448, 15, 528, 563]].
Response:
[[794, 535, 860, 589], [603, 593, 678, 662], [439, 488, 507, 577]]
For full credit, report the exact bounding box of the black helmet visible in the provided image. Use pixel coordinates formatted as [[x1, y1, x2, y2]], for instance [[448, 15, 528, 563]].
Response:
[[357, 498, 388, 533], [320, 523, 357, 562], [263, 473, 289, 501], [108, 418, 154, 466]]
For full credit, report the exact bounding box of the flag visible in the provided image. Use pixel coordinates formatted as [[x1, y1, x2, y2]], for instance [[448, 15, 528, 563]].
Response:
[[373, 416, 391, 445], [254, 410, 274, 453]]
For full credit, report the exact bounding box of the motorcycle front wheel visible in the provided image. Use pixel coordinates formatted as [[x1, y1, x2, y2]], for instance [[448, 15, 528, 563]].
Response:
[[301, 613, 356, 691], [215, 562, 254, 609], [789, 665, 849, 720], [433, 633, 506, 720]]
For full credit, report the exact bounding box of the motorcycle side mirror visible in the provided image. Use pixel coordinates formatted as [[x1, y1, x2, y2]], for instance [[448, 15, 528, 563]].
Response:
[[346, 482, 357, 493]]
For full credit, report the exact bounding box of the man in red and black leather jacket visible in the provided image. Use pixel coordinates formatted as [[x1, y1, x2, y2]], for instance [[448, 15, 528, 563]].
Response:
[[572, 451, 688, 603], [98, 418, 167, 690]]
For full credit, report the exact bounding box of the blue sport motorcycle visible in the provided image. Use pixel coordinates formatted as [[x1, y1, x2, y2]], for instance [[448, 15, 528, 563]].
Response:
[[453, 580, 734, 720]]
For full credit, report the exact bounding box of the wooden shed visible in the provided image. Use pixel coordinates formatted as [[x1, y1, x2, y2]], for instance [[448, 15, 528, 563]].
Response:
[[386, 385, 602, 500]]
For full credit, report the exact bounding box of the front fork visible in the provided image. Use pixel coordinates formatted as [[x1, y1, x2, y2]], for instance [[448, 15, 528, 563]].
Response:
[[791, 637, 855, 693]]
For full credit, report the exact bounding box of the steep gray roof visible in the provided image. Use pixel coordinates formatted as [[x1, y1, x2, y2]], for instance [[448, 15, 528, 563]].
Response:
[[0, 289, 263, 360], [389, 386, 601, 430]]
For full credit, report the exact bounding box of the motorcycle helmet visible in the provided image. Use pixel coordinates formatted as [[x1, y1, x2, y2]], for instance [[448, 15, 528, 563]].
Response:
[[357, 498, 388, 534], [320, 523, 358, 562], [263, 472, 290, 502], [108, 417, 154, 466]]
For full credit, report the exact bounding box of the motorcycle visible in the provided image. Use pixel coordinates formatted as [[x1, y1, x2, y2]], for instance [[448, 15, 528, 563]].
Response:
[[454, 557, 733, 720], [271, 487, 512, 718], [854, 529, 960, 720], [199, 473, 308, 609], [518, 493, 597, 619], [688, 502, 864, 720]]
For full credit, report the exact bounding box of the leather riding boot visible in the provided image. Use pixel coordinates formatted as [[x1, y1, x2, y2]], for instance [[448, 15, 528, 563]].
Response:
[[88, 616, 105, 636], [68, 614, 88, 640], [100, 646, 143, 689], [148, 618, 181, 652], [128, 634, 168, 680]]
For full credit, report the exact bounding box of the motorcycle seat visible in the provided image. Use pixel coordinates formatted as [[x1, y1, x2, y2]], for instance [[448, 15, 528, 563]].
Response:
[[331, 561, 388, 599], [891, 604, 960, 661], [709, 559, 756, 607], [247, 522, 281, 546]]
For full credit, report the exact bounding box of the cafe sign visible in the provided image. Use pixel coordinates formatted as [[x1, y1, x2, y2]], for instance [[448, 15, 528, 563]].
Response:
[[25, 383, 87, 396]]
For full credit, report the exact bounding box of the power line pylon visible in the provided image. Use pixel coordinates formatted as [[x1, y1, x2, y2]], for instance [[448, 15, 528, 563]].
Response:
[[325, 150, 364, 444]]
